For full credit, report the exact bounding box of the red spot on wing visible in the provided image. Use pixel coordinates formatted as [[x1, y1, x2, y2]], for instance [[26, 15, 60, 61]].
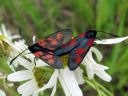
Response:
[[47, 37, 54, 41], [40, 53, 55, 64], [78, 32, 87, 38], [75, 48, 87, 55], [41, 55, 47, 59], [62, 44, 67, 48], [47, 37, 58, 46], [69, 39, 76, 46], [75, 57, 82, 64], [38, 40, 46, 47], [48, 58, 55, 64], [57, 33, 63, 40], [87, 39, 94, 46], [50, 39, 58, 45], [46, 54, 53, 59], [34, 51, 42, 57]]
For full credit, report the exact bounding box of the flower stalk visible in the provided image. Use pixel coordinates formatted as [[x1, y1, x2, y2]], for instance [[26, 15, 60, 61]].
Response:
[[84, 76, 113, 96]]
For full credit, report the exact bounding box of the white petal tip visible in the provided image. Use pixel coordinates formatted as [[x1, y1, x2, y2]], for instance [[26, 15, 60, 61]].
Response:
[[104, 77, 112, 82], [94, 36, 128, 45]]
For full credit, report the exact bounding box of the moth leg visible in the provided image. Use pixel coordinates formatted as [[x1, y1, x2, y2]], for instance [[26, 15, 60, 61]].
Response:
[[23, 52, 31, 55], [33, 57, 37, 71]]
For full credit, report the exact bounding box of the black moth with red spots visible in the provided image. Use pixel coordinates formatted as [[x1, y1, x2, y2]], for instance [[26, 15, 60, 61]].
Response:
[[28, 29, 97, 70]]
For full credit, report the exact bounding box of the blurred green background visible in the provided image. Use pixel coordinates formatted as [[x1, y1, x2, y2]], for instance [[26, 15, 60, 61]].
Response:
[[0, 0, 128, 96]]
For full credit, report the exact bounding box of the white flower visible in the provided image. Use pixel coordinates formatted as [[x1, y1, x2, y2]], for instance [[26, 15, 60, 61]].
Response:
[[7, 56, 48, 96], [82, 47, 111, 82], [7, 56, 83, 96], [0, 24, 21, 71], [33, 67, 83, 96], [8, 37, 51, 96], [0, 89, 6, 96]]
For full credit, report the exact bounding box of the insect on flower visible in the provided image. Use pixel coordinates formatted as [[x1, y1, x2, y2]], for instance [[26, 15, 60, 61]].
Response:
[[10, 29, 119, 70]]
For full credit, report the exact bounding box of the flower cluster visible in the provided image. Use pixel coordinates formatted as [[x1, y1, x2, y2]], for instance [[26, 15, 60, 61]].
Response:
[[0, 24, 20, 57], [1, 24, 128, 96], [0, 24, 21, 96]]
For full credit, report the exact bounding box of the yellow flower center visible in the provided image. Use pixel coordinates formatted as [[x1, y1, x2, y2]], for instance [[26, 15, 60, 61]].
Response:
[[0, 35, 12, 57], [0, 35, 6, 40], [34, 67, 54, 88]]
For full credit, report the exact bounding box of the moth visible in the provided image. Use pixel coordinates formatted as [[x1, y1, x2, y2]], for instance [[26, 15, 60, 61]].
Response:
[[11, 29, 116, 70], [28, 29, 96, 70]]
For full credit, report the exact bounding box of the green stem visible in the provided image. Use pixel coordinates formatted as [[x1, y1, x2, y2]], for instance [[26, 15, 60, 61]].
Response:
[[94, 80, 113, 96], [84, 77, 113, 96], [92, 79, 102, 96]]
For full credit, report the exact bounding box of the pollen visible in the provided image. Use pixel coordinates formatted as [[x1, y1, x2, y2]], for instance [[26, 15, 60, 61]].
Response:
[[0, 35, 6, 40], [0, 39, 12, 57]]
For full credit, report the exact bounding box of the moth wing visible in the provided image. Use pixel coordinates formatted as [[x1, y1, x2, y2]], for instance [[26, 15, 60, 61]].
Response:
[[34, 51, 63, 69], [37, 29, 72, 50], [54, 32, 87, 56], [68, 38, 94, 70]]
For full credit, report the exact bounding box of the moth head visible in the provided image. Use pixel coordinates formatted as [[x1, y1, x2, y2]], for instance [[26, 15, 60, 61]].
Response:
[[86, 30, 97, 38], [28, 44, 41, 53]]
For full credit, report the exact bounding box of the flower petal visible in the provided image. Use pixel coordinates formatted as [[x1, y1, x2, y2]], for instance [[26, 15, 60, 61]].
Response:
[[85, 63, 94, 79], [74, 67, 84, 85], [14, 40, 27, 52], [36, 59, 49, 67], [58, 74, 71, 96], [94, 64, 109, 70], [50, 82, 57, 96], [7, 70, 33, 82], [94, 36, 128, 44], [18, 57, 33, 70], [0, 89, 6, 96], [11, 35, 21, 39], [1, 24, 9, 38], [24, 53, 35, 61], [91, 47, 103, 61], [82, 57, 94, 79], [60, 67, 83, 96], [17, 79, 38, 96], [94, 69, 112, 82], [33, 36, 36, 44]]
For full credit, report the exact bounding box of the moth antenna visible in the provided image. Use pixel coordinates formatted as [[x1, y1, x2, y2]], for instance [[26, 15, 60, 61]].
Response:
[[18, 28, 30, 46], [10, 49, 28, 65], [97, 31, 120, 37]]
